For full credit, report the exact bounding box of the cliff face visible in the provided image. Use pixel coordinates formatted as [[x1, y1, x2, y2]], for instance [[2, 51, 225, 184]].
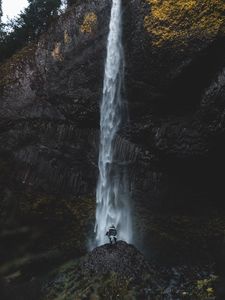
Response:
[[123, 0, 225, 261], [0, 0, 110, 281], [1, 0, 225, 279], [0, 0, 111, 195]]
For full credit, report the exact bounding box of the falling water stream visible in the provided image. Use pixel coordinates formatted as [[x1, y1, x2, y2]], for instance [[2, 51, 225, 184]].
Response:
[[95, 0, 132, 246]]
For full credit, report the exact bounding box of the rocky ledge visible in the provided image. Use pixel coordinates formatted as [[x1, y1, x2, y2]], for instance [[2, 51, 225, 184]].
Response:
[[1, 241, 223, 299], [41, 242, 219, 299], [82, 241, 152, 279]]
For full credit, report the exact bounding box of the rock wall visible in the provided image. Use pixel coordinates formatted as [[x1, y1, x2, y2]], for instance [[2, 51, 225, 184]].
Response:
[[0, 0, 225, 275]]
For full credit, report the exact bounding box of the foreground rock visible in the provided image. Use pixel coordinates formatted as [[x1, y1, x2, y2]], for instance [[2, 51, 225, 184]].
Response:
[[42, 242, 218, 300], [0, 241, 221, 299], [82, 241, 152, 280], [43, 241, 159, 299]]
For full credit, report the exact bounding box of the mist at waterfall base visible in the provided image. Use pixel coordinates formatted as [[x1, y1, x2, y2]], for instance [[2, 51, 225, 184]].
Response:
[[92, 0, 132, 248]]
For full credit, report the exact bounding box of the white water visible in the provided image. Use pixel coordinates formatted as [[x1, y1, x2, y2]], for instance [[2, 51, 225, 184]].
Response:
[[94, 0, 132, 246]]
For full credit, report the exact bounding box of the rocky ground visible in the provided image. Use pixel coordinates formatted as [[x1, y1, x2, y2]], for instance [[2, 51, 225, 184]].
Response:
[[1, 241, 224, 299]]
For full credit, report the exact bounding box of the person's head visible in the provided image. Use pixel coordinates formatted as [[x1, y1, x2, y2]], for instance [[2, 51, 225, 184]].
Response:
[[111, 225, 115, 228]]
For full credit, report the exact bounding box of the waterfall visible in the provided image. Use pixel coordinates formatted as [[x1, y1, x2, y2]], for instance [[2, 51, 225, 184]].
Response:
[[94, 0, 132, 246]]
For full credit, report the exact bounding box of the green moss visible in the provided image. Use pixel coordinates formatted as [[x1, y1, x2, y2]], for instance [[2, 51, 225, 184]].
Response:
[[148, 215, 225, 239], [134, 204, 225, 260], [18, 193, 95, 254], [193, 275, 218, 299], [43, 262, 139, 300], [43, 257, 219, 300]]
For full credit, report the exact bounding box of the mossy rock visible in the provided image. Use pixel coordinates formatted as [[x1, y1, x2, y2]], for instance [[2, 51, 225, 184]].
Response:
[[134, 207, 225, 262], [0, 44, 36, 93], [42, 243, 218, 300], [144, 0, 225, 47]]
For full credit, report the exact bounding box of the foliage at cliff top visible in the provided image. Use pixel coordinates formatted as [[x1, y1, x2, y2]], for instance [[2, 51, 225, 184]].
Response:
[[144, 0, 225, 46], [0, 0, 62, 64]]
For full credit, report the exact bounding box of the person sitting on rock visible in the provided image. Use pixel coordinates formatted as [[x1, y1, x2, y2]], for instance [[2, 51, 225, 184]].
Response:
[[106, 225, 117, 245]]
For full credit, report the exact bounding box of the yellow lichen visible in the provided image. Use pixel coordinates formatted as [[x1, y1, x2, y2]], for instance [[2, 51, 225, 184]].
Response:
[[144, 0, 225, 46], [51, 42, 64, 61], [0, 44, 36, 92], [64, 30, 71, 44], [80, 12, 97, 34]]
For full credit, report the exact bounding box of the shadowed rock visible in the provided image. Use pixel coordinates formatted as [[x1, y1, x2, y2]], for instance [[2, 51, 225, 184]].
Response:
[[41, 242, 217, 300], [0, 2, 225, 297], [82, 241, 151, 281]]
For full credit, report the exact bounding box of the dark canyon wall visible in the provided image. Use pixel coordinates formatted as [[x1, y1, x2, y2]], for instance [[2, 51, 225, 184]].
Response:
[[1, 0, 225, 276]]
